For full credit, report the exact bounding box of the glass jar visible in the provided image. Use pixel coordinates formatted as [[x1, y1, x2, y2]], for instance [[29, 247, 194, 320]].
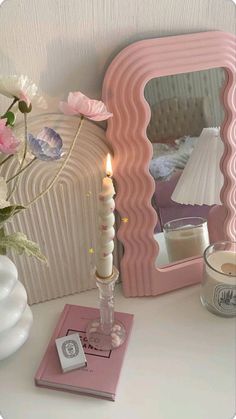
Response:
[[163, 217, 209, 263], [200, 241, 236, 317]]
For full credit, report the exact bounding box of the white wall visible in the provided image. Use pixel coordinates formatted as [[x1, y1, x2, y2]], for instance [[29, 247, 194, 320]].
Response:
[[0, 0, 235, 114]]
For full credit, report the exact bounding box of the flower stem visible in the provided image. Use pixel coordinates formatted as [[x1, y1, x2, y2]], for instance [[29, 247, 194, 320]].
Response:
[[26, 115, 84, 207], [0, 154, 14, 167], [6, 157, 37, 183], [6, 113, 28, 200], [22, 112, 28, 162], [0, 97, 18, 118]]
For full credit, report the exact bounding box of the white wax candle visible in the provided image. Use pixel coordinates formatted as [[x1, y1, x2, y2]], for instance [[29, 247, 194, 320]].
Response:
[[206, 251, 236, 281], [164, 223, 209, 263], [201, 250, 236, 316], [96, 158, 115, 278]]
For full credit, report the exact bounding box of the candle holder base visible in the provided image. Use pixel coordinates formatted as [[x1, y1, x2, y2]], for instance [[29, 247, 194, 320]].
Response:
[[86, 266, 126, 351], [86, 319, 126, 351]]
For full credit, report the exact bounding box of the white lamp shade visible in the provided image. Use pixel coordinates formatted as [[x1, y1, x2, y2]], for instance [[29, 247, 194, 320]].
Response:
[[171, 127, 224, 205]]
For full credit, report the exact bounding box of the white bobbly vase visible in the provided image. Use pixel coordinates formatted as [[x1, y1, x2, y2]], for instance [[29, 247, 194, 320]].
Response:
[[0, 256, 33, 361]]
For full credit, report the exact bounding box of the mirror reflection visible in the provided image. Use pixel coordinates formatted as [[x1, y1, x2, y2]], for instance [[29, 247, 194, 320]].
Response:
[[144, 68, 225, 267]]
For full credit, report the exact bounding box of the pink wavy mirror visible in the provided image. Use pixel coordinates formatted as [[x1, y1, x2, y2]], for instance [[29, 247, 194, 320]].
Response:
[[102, 31, 236, 297]]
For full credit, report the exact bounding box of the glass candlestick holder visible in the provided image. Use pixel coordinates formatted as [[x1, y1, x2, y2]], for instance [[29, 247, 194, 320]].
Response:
[[86, 266, 126, 351]]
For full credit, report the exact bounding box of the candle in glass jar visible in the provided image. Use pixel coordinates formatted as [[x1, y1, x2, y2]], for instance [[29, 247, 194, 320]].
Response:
[[164, 217, 209, 263], [96, 154, 115, 278], [201, 244, 236, 317]]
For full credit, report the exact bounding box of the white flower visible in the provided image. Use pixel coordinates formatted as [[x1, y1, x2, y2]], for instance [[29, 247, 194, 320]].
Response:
[[0, 75, 47, 109], [0, 177, 10, 208]]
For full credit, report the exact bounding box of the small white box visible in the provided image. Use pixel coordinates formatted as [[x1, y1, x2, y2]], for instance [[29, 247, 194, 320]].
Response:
[[55, 333, 87, 373]]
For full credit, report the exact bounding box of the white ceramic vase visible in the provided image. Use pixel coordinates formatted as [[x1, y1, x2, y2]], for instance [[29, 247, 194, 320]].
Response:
[[0, 255, 33, 361]]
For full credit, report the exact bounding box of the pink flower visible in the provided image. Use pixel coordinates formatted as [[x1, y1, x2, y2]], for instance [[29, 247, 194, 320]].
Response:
[[59, 92, 113, 121], [0, 120, 20, 154]]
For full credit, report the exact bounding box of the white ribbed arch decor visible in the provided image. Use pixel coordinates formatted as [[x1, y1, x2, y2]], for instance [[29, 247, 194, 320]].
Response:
[[4, 115, 113, 304]]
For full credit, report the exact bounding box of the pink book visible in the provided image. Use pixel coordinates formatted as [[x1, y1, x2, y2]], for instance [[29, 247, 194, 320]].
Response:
[[35, 304, 134, 401]]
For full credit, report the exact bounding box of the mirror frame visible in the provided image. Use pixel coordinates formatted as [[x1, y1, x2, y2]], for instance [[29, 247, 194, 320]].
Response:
[[102, 31, 236, 297]]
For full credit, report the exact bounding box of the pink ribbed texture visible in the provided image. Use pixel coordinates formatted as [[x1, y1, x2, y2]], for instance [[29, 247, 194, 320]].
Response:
[[102, 31, 236, 297]]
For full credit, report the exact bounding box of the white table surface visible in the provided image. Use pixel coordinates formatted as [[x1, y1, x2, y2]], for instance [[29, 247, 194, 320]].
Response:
[[0, 281, 235, 419]]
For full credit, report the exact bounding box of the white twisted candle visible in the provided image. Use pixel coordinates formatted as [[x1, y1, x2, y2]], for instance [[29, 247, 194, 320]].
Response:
[[96, 159, 115, 278]]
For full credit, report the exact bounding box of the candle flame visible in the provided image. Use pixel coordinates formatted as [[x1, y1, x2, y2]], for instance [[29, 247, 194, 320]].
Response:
[[106, 153, 113, 177]]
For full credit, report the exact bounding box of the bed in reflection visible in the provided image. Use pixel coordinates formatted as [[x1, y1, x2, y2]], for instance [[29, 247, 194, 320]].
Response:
[[147, 96, 213, 232]]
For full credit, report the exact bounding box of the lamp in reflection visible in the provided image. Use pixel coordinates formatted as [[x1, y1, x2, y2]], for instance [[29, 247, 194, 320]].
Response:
[[171, 127, 224, 205], [171, 127, 225, 243]]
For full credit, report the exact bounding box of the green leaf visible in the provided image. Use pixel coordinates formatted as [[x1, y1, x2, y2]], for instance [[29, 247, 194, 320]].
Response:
[[0, 232, 47, 263], [4, 111, 16, 126], [0, 205, 25, 227]]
